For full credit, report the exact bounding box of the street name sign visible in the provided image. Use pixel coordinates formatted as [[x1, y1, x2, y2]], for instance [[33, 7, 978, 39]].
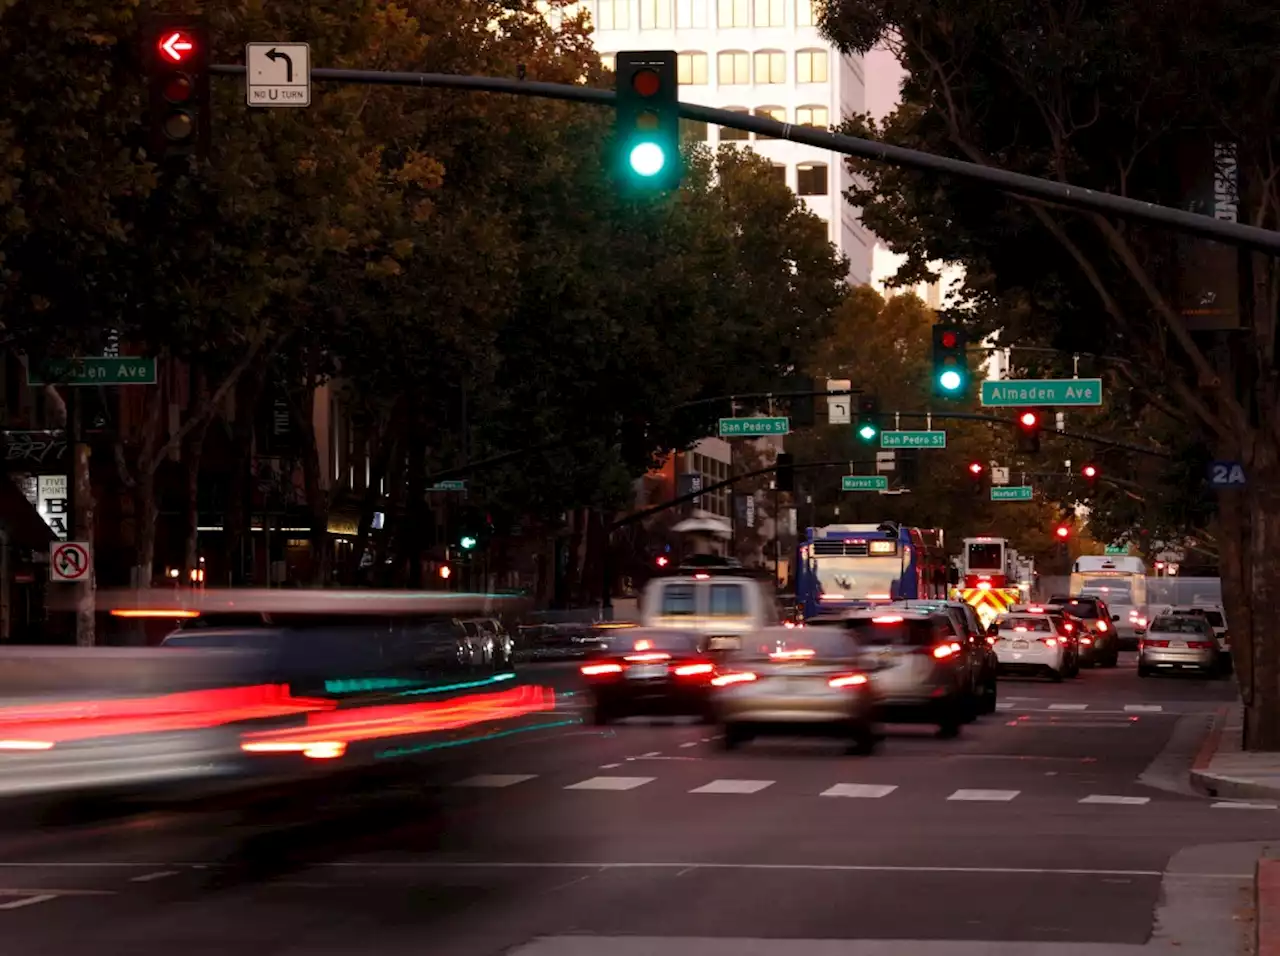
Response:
[[50, 541, 91, 582], [991, 485, 1033, 501], [429, 480, 466, 491], [880, 430, 946, 449], [1104, 545, 1129, 555], [842, 475, 888, 492], [719, 417, 790, 437], [27, 357, 157, 386], [980, 379, 1103, 407], [246, 43, 312, 107]]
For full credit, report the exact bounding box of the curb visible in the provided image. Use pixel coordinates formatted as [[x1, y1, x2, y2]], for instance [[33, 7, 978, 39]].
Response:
[[1260, 858, 1280, 956], [1183, 705, 1280, 801]]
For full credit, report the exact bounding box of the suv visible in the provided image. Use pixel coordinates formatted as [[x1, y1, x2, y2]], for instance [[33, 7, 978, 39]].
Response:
[[891, 599, 999, 716], [808, 607, 969, 738], [639, 558, 780, 651], [1047, 595, 1120, 665]]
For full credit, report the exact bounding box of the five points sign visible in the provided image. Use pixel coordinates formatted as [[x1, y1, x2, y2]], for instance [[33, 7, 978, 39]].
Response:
[[246, 43, 311, 107], [50, 541, 91, 582]]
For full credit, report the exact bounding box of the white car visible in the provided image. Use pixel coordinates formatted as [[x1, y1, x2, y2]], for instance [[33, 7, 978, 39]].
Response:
[[991, 613, 1068, 682]]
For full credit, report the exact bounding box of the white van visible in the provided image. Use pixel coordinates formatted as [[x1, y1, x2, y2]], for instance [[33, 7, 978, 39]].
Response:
[[639, 563, 781, 651]]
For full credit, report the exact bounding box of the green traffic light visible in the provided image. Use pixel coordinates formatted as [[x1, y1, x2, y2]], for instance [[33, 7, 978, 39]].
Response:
[[460, 535, 478, 550], [629, 141, 666, 177], [938, 369, 963, 392], [858, 424, 878, 442]]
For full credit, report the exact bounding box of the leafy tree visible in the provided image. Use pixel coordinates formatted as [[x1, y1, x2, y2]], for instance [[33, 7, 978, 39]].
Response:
[[819, 0, 1280, 746]]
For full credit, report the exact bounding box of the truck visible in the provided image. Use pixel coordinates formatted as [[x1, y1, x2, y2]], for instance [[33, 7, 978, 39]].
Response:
[[955, 536, 1023, 627], [1069, 554, 1148, 643], [794, 522, 948, 622]]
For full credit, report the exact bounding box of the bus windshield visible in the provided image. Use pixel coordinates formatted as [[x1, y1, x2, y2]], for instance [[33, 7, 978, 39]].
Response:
[[967, 543, 1003, 571], [1078, 577, 1136, 603], [812, 555, 901, 600]]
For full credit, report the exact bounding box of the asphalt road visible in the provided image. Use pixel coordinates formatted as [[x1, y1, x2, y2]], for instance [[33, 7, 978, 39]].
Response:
[[0, 654, 1269, 956]]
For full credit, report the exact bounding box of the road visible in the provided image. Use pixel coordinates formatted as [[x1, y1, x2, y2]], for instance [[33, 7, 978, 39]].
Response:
[[0, 655, 1268, 956]]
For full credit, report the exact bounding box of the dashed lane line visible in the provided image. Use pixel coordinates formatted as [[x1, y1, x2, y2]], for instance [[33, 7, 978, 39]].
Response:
[[0, 894, 59, 910]]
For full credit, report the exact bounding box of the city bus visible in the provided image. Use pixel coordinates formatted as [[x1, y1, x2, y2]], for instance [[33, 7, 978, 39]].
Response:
[[795, 523, 948, 621]]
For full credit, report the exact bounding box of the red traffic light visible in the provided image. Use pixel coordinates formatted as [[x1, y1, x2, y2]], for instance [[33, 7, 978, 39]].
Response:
[[1082, 464, 1098, 479], [1019, 411, 1038, 428], [656, 555, 670, 567], [158, 30, 196, 63], [968, 462, 983, 475], [1055, 525, 1070, 539], [632, 69, 661, 96], [941, 331, 958, 348], [438, 565, 452, 579]]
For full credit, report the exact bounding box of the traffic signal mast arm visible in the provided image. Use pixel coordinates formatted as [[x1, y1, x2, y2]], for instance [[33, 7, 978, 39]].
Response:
[[206, 63, 1280, 254]]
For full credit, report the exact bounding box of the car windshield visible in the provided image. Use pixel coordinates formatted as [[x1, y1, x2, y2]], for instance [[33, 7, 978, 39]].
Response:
[[812, 556, 901, 600], [1150, 617, 1211, 634], [1050, 597, 1099, 619], [736, 630, 858, 660], [1000, 616, 1052, 633], [966, 543, 1003, 571], [1079, 578, 1135, 602]]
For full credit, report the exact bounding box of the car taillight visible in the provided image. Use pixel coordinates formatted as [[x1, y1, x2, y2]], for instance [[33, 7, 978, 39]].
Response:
[[711, 671, 757, 687], [932, 644, 957, 659], [1080, 637, 1093, 645], [828, 674, 869, 688], [581, 662, 624, 676], [1145, 640, 1169, 648], [623, 652, 671, 662], [1063, 623, 1073, 632], [950, 642, 961, 652], [985, 636, 997, 646], [1041, 638, 1057, 648], [674, 662, 715, 676], [1097, 621, 1109, 632], [1188, 641, 1215, 650]]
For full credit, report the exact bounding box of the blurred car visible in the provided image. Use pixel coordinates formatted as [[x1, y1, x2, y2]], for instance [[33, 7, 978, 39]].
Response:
[[894, 599, 999, 715], [1011, 605, 1080, 676], [991, 611, 1069, 681], [1047, 595, 1120, 665], [639, 556, 782, 652], [807, 608, 969, 738], [1139, 614, 1223, 677], [710, 626, 877, 754], [578, 629, 717, 724]]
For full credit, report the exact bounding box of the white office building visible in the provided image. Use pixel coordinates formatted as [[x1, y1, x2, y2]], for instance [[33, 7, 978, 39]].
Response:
[[572, 0, 873, 284]]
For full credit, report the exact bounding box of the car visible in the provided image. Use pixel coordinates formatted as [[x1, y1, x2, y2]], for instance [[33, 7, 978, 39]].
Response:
[[710, 626, 878, 754], [1012, 605, 1081, 675], [807, 608, 969, 738], [891, 599, 999, 715], [1047, 595, 1120, 666], [578, 628, 718, 724], [1139, 614, 1223, 677], [1167, 605, 1231, 673], [639, 556, 782, 652], [991, 611, 1069, 681]]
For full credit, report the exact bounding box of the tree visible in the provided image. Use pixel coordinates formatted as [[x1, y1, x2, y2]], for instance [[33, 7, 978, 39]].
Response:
[[819, 0, 1280, 747]]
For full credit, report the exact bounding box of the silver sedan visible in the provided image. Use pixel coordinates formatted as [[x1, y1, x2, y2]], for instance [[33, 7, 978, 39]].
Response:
[[1138, 615, 1222, 677]]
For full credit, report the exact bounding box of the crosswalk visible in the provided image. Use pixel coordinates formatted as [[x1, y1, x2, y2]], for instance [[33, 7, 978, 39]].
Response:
[[449, 772, 1264, 809], [996, 702, 1167, 713]]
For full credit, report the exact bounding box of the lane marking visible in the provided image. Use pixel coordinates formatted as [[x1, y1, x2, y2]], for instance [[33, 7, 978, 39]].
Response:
[[948, 789, 1020, 802], [1048, 704, 1088, 711], [599, 763, 622, 769], [326, 861, 1252, 879], [679, 741, 699, 748], [1125, 704, 1163, 712], [690, 779, 774, 795], [565, 776, 654, 791], [0, 894, 58, 910], [641, 751, 662, 758], [1212, 801, 1279, 810], [995, 701, 1014, 711], [1079, 795, 1151, 806], [821, 784, 897, 799], [1016, 720, 1135, 728], [455, 774, 538, 789], [129, 870, 180, 883]]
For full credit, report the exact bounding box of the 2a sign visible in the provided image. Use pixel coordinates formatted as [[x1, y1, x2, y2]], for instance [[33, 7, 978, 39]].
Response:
[[1208, 461, 1246, 488]]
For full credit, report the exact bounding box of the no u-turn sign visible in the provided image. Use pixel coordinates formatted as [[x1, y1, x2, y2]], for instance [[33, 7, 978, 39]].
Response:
[[50, 541, 92, 582]]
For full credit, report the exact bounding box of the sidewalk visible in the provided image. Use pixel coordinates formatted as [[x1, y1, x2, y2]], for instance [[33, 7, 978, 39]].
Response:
[[1190, 703, 1280, 803]]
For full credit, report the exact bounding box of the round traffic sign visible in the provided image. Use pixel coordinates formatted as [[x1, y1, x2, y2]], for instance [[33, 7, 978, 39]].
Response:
[[52, 542, 90, 581]]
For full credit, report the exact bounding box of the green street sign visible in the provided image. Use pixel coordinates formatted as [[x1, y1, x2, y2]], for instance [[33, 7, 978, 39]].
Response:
[[1103, 545, 1129, 555], [429, 480, 467, 491], [27, 357, 157, 386], [881, 430, 947, 449], [990, 485, 1034, 501], [719, 417, 790, 437], [842, 475, 888, 492], [980, 378, 1103, 407]]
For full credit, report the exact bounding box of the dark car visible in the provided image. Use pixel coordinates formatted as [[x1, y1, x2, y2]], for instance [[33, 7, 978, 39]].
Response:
[[891, 599, 999, 716], [579, 628, 717, 724], [1047, 595, 1120, 665]]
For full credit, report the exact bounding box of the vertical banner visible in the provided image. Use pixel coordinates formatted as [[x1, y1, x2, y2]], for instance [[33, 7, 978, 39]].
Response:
[[1174, 134, 1241, 331], [37, 474, 69, 540]]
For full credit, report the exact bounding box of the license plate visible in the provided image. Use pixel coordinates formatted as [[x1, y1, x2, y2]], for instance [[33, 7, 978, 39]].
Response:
[[1171, 641, 1186, 649], [1012, 640, 1029, 649], [627, 664, 667, 680], [708, 636, 740, 651]]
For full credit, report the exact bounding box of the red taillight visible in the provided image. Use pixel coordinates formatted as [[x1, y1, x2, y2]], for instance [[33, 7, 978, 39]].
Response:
[[1014, 626, 1028, 632], [1145, 640, 1169, 649], [932, 644, 956, 660], [674, 662, 715, 676], [770, 649, 816, 661], [828, 674, 869, 689], [1080, 637, 1093, 646], [581, 663, 624, 676], [1097, 621, 1109, 632], [711, 671, 757, 687], [1042, 638, 1057, 648], [1187, 641, 1215, 650], [1063, 623, 1073, 632], [985, 636, 997, 646], [872, 616, 903, 624], [623, 652, 671, 662]]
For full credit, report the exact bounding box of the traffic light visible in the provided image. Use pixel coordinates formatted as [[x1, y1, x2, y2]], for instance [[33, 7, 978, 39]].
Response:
[[459, 535, 478, 551], [614, 52, 682, 192], [1055, 523, 1071, 540], [967, 461, 984, 496], [1081, 463, 1098, 485], [438, 564, 453, 579], [655, 555, 670, 568], [787, 376, 815, 428], [855, 395, 880, 444], [143, 16, 210, 161], [1015, 409, 1042, 453], [775, 452, 795, 492], [932, 325, 969, 398]]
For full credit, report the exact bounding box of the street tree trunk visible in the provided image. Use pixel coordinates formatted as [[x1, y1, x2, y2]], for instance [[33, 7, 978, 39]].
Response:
[[1244, 466, 1280, 749]]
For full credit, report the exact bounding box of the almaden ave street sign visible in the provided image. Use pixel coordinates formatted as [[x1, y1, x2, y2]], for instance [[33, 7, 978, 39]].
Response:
[[981, 378, 1103, 407]]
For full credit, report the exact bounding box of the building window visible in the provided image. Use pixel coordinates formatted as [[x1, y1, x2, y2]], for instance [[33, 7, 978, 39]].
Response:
[[796, 104, 828, 127], [754, 0, 784, 26], [676, 0, 707, 27], [770, 163, 788, 186], [796, 48, 828, 83], [753, 106, 786, 139], [678, 51, 709, 85], [681, 118, 709, 142], [600, 53, 616, 72], [753, 50, 785, 84], [797, 162, 828, 195], [796, 0, 816, 26], [639, 0, 672, 28], [717, 0, 750, 27], [719, 107, 750, 141], [597, 0, 630, 30], [718, 50, 751, 84]]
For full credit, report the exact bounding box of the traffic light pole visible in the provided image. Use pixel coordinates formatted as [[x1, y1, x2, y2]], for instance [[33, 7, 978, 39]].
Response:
[[207, 64, 1280, 254]]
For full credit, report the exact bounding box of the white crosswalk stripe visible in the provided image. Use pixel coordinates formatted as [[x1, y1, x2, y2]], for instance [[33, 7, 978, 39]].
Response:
[[995, 701, 1015, 711], [1124, 704, 1163, 712], [455, 774, 537, 788], [821, 784, 898, 799], [1211, 801, 1279, 810], [690, 779, 774, 794], [1079, 795, 1150, 805], [947, 789, 1020, 802], [565, 776, 654, 791], [1048, 703, 1088, 711]]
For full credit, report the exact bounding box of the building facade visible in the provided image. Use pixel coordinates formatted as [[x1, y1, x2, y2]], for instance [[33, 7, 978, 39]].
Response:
[[579, 0, 873, 283]]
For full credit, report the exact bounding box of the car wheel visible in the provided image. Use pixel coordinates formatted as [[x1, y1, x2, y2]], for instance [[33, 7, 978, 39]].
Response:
[[1137, 664, 1152, 678], [980, 678, 998, 715], [592, 702, 615, 726], [847, 724, 878, 756], [722, 725, 748, 750], [936, 706, 962, 739], [1050, 667, 1064, 683], [1103, 650, 1119, 668]]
